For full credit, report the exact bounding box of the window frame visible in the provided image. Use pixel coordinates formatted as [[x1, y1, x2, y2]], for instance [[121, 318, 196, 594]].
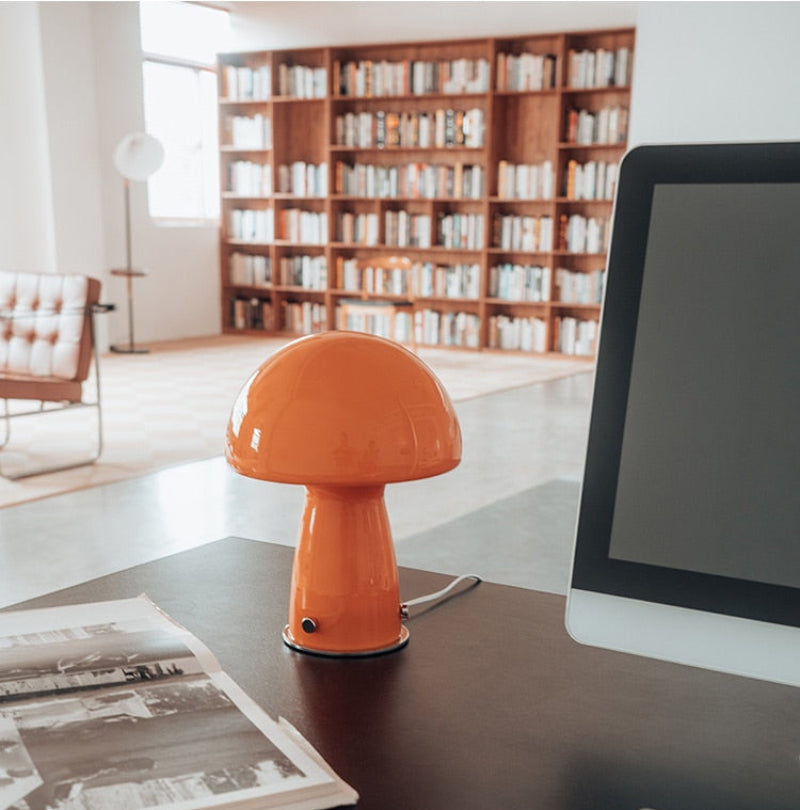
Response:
[[139, 8, 226, 226]]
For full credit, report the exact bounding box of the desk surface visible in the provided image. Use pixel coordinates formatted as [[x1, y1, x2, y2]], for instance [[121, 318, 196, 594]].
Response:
[[12, 537, 799, 810]]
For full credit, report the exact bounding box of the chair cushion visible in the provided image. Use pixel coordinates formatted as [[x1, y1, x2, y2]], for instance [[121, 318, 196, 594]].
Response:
[[0, 272, 101, 385]]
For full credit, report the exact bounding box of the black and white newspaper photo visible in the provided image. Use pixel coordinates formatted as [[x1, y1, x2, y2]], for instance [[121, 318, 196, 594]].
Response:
[[0, 596, 357, 810]]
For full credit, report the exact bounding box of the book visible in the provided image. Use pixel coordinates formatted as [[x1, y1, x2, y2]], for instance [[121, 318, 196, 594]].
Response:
[[0, 595, 357, 810]]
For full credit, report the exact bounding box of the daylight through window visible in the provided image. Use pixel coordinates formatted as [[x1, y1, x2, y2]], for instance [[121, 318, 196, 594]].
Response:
[[139, 1, 231, 221]]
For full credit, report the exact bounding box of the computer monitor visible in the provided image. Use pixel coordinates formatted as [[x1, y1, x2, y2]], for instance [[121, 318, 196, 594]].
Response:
[[566, 141, 800, 688]]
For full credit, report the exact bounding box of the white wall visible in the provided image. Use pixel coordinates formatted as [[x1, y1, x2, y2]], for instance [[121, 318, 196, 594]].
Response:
[[630, 1, 800, 145], [39, 3, 105, 277], [0, 3, 57, 272], [229, 1, 638, 49], [9, 1, 800, 345]]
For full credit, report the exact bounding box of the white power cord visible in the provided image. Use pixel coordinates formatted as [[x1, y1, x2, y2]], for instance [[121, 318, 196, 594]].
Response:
[[400, 574, 482, 619]]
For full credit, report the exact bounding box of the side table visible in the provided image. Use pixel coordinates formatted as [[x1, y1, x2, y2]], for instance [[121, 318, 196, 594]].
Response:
[[110, 266, 148, 353]]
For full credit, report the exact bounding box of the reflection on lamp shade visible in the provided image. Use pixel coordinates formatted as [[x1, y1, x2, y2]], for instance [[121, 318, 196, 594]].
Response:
[[226, 331, 462, 486], [113, 132, 164, 181]]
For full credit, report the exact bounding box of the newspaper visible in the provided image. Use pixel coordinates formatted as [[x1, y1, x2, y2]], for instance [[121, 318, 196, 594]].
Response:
[[0, 595, 358, 810]]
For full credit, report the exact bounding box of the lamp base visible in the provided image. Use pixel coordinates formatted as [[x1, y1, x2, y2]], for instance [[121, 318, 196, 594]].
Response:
[[110, 344, 149, 354], [282, 625, 409, 658]]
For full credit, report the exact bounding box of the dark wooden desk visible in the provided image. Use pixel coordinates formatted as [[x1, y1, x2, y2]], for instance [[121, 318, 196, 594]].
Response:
[[11, 537, 799, 810]]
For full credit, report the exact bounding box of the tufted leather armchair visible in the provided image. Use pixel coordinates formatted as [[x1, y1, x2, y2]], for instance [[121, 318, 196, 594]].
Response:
[[0, 271, 105, 478]]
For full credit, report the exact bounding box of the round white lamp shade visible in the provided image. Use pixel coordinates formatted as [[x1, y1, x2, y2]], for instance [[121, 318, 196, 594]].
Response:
[[113, 132, 164, 181]]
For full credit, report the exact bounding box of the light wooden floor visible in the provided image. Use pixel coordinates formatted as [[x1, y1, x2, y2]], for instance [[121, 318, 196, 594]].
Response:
[[0, 371, 594, 609]]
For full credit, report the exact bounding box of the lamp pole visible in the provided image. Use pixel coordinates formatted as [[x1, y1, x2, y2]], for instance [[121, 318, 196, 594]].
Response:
[[122, 179, 135, 351], [110, 178, 148, 354], [110, 131, 163, 355]]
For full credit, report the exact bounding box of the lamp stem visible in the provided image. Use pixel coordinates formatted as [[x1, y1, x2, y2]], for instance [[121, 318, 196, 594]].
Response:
[[123, 178, 135, 350], [286, 483, 405, 656], [124, 177, 132, 272]]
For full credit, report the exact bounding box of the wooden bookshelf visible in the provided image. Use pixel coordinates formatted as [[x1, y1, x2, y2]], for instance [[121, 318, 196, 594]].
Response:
[[217, 27, 634, 356]]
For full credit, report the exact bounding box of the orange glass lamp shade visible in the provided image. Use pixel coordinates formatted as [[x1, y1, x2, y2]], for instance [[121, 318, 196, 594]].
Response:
[[225, 332, 462, 657]]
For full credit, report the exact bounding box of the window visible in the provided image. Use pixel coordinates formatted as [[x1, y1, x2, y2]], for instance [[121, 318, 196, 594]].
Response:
[[139, 1, 231, 221]]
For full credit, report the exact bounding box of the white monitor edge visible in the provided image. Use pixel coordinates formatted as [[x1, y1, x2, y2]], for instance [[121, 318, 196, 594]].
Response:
[[565, 588, 800, 689]]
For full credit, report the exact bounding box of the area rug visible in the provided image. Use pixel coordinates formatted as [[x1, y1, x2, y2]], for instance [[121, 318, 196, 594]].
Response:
[[0, 334, 592, 509]]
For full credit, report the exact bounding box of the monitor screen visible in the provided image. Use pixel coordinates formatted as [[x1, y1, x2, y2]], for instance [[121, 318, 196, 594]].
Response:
[[566, 142, 800, 687]]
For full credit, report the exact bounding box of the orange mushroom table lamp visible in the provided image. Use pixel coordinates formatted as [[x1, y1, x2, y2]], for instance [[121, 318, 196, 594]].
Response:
[[225, 332, 462, 657]]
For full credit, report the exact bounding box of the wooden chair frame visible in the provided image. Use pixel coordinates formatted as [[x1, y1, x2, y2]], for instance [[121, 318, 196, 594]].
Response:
[[0, 273, 109, 480]]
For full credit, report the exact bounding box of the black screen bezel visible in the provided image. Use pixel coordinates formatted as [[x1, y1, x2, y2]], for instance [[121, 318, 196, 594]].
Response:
[[570, 141, 800, 628]]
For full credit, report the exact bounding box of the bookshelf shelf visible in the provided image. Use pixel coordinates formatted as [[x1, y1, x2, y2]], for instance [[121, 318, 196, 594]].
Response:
[[218, 26, 634, 356]]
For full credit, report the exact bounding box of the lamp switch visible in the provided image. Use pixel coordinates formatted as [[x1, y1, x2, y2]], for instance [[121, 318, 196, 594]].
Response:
[[301, 617, 318, 634]]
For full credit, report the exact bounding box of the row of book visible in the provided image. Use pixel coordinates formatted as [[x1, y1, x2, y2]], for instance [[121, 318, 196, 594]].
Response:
[[222, 64, 272, 101], [489, 263, 551, 302], [230, 295, 275, 331], [229, 208, 274, 243], [336, 260, 411, 297], [496, 160, 555, 200], [231, 208, 608, 255], [439, 212, 485, 249], [336, 211, 380, 245], [489, 313, 600, 354], [283, 301, 327, 334], [223, 144, 617, 204], [222, 113, 272, 149], [338, 302, 484, 349], [230, 250, 604, 306], [488, 314, 548, 352], [334, 258, 481, 300], [335, 107, 486, 149], [555, 267, 605, 305], [558, 214, 609, 254], [563, 159, 618, 201], [493, 214, 555, 252], [229, 252, 272, 287], [233, 297, 328, 334], [277, 63, 327, 99], [227, 161, 272, 197], [276, 162, 328, 197], [495, 51, 557, 92], [220, 45, 630, 101], [227, 163, 328, 198], [417, 309, 481, 348], [384, 210, 432, 248], [417, 262, 481, 299], [276, 209, 328, 244], [335, 57, 491, 97], [225, 156, 614, 203], [335, 161, 484, 200], [228, 161, 615, 203], [336, 301, 414, 343], [553, 316, 599, 357], [231, 207, 329, 244], [565, 105, 629, 145], [555, 316, 598, 356], [277, 254, 328, 290], [222, 62, 328, 100], [566, 47, 632, 90], [231, 298, 595, 354]]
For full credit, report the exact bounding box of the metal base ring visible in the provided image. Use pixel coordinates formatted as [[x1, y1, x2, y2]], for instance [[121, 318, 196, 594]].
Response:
[[282, 625, 409, 658]]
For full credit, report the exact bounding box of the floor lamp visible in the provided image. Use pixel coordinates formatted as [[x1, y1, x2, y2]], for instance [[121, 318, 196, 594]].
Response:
[[110, 132, 164, 354]]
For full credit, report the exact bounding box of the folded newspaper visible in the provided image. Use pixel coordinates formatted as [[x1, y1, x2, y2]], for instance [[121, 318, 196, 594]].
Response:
[[0, 595, 358, 810]]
